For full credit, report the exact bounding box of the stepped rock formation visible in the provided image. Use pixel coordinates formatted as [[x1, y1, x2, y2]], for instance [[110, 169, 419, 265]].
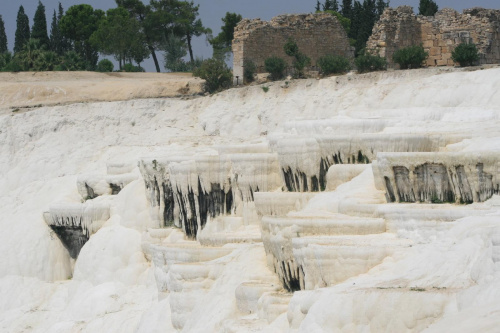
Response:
[[2, 68, 500, 332]]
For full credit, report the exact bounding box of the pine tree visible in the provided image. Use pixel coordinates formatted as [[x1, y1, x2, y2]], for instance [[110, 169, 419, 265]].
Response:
[[0, 15, 7, 53], [32, 1, 50, 49], [14, 6, 30, 53], [315, 1, 321, 12]]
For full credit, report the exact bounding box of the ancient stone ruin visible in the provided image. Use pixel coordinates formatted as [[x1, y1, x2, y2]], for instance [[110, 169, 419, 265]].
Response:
[[232, 13, 354, 84], [367, 6, 500, 68]]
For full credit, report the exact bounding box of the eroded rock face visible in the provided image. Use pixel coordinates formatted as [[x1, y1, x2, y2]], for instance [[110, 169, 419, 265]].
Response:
[[43, 203, 110, 258], [275, 133, 446, 193], [77, 173, 138, 199], [374, 153, 500, 204], [139, 149, 281, 239], [367, 6, 500, 67], [49, 225, 88, 259]]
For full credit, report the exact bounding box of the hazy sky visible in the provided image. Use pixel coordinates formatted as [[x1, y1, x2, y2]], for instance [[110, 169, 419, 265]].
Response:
[[1, 0, 499, 72]]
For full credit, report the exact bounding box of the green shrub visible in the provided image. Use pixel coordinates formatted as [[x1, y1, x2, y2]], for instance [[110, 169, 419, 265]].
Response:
[[265, 56, 286, 81], [282, 39, 311, 78], [393, 45, 428, 69], [451, 42, 480, 67], [355, 52, 387, 73], [97, 59, 114, 72], [3, 56, 25, 72], [165, 58, 203, 73], [292, 52, 311, 78], [193, 58, 233, 94], [284, 38, 299, 57], [243, 59, 256, 83], [123, 63, 145, 72], [33, 51, 60, 71], [58, 51, 87, 71], [0, 52, 13, 71], [318, 55, 351, 75]]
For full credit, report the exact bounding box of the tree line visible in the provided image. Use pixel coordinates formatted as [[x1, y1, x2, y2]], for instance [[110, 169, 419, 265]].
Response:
[[0, 0, 440, 74], [315, 0, 439, 55], [0, 0, 241, 73], [315, 0, 390, 55]]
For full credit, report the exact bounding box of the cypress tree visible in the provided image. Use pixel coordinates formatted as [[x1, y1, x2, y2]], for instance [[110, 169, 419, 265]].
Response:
[[332, 0, 340, 12], [0, 15, 7, 53], [342, 0, 352, 19], [50, 10, 60, 53], [376, 0, 389, 18], [14, 6, 30, 53], [32, 1, 50, 49], [57, 3, 70, 53], [323, 0, 340, 12]]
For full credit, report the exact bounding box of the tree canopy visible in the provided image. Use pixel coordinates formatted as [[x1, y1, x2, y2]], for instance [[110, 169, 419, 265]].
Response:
[[419, 0, 439, 16], [59, 4, 105, 69], [209, 12, 242, 59], [90, 7, 148, 69], [172, 1, 211, 64], [116, 0, 163, 72], [2, 0, 232, 74]]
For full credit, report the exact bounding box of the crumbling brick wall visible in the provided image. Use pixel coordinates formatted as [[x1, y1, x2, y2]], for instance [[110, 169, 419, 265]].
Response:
[[232, 13, 354, 84], [367, 6, 500, 68]]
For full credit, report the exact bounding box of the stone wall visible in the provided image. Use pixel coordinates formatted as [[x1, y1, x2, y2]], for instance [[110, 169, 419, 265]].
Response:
[[367, 6, 500, 68], [232, 13, 354, 84]]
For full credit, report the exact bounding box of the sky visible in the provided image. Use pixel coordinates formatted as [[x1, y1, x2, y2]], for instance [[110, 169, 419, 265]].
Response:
[[1, 0, 499, 72]]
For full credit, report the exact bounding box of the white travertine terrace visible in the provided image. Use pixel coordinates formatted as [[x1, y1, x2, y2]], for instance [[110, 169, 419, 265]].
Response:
[[3, 67, 500, 332], [77, 173, 138, 198], [374, 152, 500, 203], [44, 202, 110, 238]]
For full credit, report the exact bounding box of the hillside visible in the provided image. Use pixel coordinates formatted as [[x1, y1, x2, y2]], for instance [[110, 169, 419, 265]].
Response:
[[1, 67, 500, 332]]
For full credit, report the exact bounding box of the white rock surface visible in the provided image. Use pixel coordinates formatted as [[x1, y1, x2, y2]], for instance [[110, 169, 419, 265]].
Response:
[[2, 67, 500, 332]]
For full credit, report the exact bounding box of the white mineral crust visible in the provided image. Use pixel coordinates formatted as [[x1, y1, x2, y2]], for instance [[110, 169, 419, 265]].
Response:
[[2, 68, 500, 332]]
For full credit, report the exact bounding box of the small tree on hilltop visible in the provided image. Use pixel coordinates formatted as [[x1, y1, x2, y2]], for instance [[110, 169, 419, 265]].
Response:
[[419, 0, 438, 16], [193, 58, 232, 94]]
